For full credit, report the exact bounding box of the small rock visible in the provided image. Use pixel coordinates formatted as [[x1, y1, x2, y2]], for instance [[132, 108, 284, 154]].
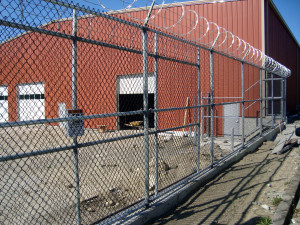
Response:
[[164, 135, 173, 142], [87, 207, 95, 212], [261, 204, 270, 210], [223, 140, 228, 143], [109, 187, 116, 192], [268, 184, 272, 187], [252, 201, 258, 205], [67, 184, 74, 189], [291, 219, 296, 224], [105, 200, 114, 207]]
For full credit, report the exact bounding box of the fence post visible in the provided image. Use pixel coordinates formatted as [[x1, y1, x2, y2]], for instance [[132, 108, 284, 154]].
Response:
[[241, 62, 245, 149], [197, 47, 201, 171], [284, 78, 287, 121], [71, 9, 81, 225], [142, 27, 150, 207], [260, 69, 263, 136], [200, 92, 203, 141], [271, 73, 274, 127], [154, 33, 159, 196], [231, 127, 234, 151], [210, 51, 214, 167], [281, 77, 284, 122]]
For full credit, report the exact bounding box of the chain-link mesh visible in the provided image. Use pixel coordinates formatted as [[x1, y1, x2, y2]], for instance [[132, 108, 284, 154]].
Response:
[[0, 0, 288, 224]]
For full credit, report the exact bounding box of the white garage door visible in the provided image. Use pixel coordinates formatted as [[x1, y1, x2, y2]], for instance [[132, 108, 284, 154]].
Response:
[[118, 74, 155, 94], [18, 83, 45, 121], [0, 86, 8, 123]]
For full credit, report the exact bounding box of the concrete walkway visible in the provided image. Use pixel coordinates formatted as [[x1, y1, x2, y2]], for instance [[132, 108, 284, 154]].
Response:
[[148, 124, 300, 225]]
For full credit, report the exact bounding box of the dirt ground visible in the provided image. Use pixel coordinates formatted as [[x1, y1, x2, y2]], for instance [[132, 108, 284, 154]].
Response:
[[149, 123, 300, 225], [0, 125, 232, 225]]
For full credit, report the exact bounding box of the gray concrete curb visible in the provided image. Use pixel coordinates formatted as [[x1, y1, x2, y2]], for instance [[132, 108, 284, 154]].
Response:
[[120, 125, 284, 225], [272, 166, 300, 225]]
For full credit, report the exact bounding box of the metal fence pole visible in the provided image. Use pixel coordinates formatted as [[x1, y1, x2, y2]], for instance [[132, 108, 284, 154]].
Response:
[[280, 78, 284, 121], [197, 47, 201, 171], [231, 127, 234, 151], [142, 27, 150, 207], [271, 73, 274, 127], [154, 33, 159, 196], [260, 69, 263, 136], [210, 51, 214, 167], [265, 72, 270, 123], [241, 62, 245, 148], [72, 9, 81, 225], [284, 78, 287, 121]]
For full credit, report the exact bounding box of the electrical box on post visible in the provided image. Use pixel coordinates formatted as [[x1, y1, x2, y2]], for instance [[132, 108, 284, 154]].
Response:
[[66, 109, 84, 137]]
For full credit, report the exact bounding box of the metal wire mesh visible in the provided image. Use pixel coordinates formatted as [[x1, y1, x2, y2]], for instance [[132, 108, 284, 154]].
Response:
[[0, 0, 289, 224]]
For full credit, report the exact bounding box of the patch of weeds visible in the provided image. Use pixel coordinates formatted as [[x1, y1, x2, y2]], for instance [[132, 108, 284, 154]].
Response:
[[294, 208, 300, 217], [272, 196, 283, 207], [284, 181, 290, 185], [257, 216, 272, 225]]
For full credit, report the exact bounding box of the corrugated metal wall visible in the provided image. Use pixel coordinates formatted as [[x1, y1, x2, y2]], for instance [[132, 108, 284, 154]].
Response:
[[266, 0, 299, 112]]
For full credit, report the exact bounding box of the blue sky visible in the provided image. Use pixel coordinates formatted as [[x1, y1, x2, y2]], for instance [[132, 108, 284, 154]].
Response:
[[272, 0, 300, 45]]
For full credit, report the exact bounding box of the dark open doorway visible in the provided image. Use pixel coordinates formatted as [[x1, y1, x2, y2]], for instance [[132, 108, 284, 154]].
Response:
[[118, 94, 154, 129]]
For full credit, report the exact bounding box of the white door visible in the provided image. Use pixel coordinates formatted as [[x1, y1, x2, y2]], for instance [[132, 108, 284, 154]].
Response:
[[223, 104, 240, 136], [18, 83, 45, 121], [0, 86, 8, 122]]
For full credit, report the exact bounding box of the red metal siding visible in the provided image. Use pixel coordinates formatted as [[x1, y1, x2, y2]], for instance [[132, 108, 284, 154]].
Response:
[[266, 1, 299, 112]]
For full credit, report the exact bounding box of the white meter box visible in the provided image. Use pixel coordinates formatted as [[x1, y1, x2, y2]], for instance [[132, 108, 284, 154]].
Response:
[[66, 109, 84, 137]]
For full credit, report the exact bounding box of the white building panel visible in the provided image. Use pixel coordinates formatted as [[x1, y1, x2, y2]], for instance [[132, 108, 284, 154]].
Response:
[[119, 74, 155, 94], [18, 83, 44, 95]]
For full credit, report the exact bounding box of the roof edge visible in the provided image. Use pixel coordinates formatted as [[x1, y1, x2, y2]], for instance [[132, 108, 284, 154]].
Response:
[[268, 0, 300, 47], [108, 0, 241, 15]]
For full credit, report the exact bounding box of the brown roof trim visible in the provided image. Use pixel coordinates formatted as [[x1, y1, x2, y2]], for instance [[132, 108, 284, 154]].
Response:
[[108, 0, 241, 14]]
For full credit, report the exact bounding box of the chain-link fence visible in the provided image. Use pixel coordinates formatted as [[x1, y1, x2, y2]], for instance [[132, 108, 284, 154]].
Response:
[[0, 0, 289, 224]]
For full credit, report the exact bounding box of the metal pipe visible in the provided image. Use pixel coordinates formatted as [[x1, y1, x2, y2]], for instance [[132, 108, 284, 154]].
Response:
[[231, 127, 234, 151], [143, 0, 155, 27], [281, 78, 284, 122], [241, 62, 245, 149], [284, 78, 287, 121], [194, 95, 197, 146], [210, 51, 214, 167], [154, 33, 159, 196], [271, 73, 274, 127], [142, 28, 150, 207], [197, 47, 201, 172], [244, 80, 260, 93], [260, 69, 263, 136], [200, 92, 203, 141], [0, 99, 272, 128], [71, 9, 81, 225], [263, 78, 282, 81]]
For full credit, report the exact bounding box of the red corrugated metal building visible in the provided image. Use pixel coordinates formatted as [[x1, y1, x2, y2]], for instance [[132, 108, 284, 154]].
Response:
[[0, 0, 299, 133]]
